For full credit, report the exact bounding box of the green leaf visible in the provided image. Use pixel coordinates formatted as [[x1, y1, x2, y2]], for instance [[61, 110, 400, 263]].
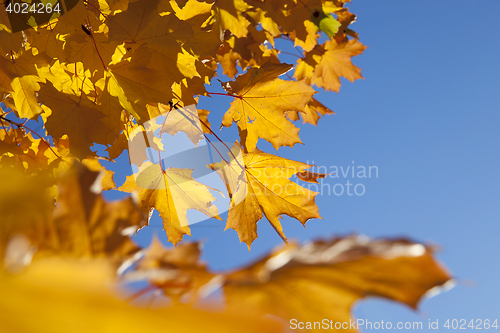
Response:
[[319, 14, 341, 38], [310, 10, 341, 39]]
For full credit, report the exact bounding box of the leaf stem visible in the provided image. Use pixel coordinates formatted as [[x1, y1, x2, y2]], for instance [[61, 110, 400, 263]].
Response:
[[203, 134, 228, 164], [168, 98, 244, 170], [206, 92, 233, 97], [86, 17, 107, 70], [0, 116, 8, 134], [78, 77, 86, 104], [279, 51, 302, 58], [84, 0, 108, 19], [158, 150, 164, 173]]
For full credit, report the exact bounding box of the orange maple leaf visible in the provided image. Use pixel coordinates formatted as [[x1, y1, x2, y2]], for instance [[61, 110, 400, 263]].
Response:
[[222, 62, 315, 152], [211, 143, 320, 248], [224, 236, 452, 331], [295, 38, 366, 92]]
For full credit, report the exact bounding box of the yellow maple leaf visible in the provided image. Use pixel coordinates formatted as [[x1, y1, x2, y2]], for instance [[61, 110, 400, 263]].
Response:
[[172, 0, 223, 59], [92, 76, 129, 142], [210, 143, 320, 248], [14, 131, 55, 175], [157, 103, 207, 146], [10, 76, 44, 119], [118, 161, 221, 245], [222, 62, 315, 151], [93, 0, 130, 16], [106, 0, 165, 44], [24, 24, 66, 60], [63, 28, 119, 79], [107, 0, 199, 79], [286, 97, 334, 125], [106, 46, 176, 123], [39, 61, 94, 96], [216, 27, 280, 79], [38, 82, 110, 159], [105, 111, 163, 165], [243, 1, 280, 38], [0, 49, 51, 119], [295, 39, 366, 92], [0, 7, 24, 54], [46, 135, 76, 178], [270, 0, 333, 52], [212, 0, 251, 39]]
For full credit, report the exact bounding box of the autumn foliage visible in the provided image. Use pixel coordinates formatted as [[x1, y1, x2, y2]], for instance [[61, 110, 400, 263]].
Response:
[[0, 0, 451, 331]]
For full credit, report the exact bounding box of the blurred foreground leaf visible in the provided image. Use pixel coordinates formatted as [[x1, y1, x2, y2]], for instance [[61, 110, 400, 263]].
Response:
[[223, 236, 452, 332], [0, 259, 285, 333]]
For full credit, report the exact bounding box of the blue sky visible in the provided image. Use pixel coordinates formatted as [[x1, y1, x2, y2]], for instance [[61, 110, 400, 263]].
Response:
[[2, 0, 499, 330]]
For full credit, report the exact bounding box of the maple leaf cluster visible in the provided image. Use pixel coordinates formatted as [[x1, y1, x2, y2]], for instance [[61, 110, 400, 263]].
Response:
[[0, 0, 452, 331], [1, 0, 366, 247]]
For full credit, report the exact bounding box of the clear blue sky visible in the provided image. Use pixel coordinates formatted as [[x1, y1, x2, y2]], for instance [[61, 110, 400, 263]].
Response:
[[3, 0, 499, 330]]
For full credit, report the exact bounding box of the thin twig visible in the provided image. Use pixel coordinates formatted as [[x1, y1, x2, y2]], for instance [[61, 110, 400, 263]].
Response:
[[0, 114, 60, 159]]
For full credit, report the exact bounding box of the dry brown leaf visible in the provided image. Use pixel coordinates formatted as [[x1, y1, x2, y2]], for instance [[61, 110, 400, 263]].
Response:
[[296, 170, 328, 183]]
